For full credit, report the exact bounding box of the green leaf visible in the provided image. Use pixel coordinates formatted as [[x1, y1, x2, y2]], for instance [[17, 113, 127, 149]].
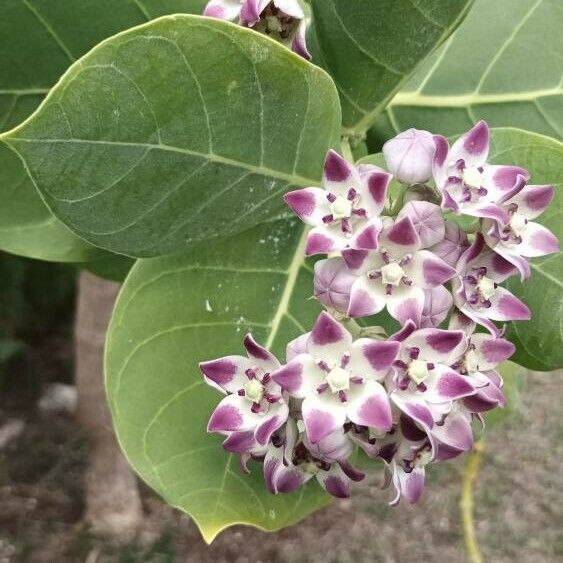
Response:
[[80, 253, 136, 283], [0, 0, 208, 262], [1, 15, 341, 258], [308, 0, 473, 134], [105, 217, 327, 542], [370, 0, 563, 147], [484, 361, 525, 427], [487, 129, 563, 371]]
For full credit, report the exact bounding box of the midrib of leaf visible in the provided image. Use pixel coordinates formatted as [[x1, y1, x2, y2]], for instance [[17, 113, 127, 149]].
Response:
[[3, 137, 320, 199], [266, 227, 308, 348], [391, 82, 563, 108]]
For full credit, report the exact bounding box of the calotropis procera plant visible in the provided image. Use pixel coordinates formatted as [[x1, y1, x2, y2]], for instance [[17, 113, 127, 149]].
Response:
[[200, 122, 558, 502], [0, 0, 561, 545]]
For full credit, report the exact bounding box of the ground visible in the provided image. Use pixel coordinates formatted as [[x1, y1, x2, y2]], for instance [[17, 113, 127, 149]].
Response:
[[1, 338, 561, 563]]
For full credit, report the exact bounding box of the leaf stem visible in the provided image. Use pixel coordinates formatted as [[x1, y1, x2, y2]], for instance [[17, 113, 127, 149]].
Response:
[[460, 439, 484, 563]]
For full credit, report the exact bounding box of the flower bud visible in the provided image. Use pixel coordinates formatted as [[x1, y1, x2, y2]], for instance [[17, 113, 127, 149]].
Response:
[[383, 128, 435, 184], [313, 258, 356, 313]]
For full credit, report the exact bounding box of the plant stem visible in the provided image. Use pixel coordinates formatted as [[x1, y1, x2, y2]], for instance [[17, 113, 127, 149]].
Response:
[[340, 136, 354, 163], [461, 439, 484, 563]]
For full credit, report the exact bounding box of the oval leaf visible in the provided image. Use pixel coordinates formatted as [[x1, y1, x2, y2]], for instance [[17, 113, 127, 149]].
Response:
[[0, 0, 207, 262], [105, 217, 328, 542], [487, 130, 562, 371], [371, 0, 563, 145], [1, 15, 341, 258], [308, 0, 473, 133]]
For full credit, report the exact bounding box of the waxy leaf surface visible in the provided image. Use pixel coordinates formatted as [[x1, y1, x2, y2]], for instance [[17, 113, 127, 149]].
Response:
[[371, 0, 563, 147], [2, 16, 341, 258], [0, 0, 206, 262], [308, 0, 473, 133]]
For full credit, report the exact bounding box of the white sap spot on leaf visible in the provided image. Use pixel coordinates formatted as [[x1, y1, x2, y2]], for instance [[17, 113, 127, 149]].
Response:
[[205, 299, 213, 312], [227, 80, 238, 94], [269, 509, 276, 520], [259, 239, 266, 244], [250, 42, 270, 63]]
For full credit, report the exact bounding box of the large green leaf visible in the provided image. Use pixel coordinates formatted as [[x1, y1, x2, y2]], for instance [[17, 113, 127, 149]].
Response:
[[105, 217, 327, 542], [308, 0, 473, 134], [369, 0, 563, 147], [487, 130, 563, 371], [1, 15, 341, 258], [0, 0, 207, 262]]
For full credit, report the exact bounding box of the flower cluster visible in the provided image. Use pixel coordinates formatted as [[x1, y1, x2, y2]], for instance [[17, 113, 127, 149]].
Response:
[[203, 0, 310, 59], [200, 122, 559, 504]]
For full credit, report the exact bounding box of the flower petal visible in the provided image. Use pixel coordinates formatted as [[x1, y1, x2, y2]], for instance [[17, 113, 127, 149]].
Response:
[[482, 164, 529, 201], [509, 184, 554, 220], [207, 394, 257, 434], [381, 215, 421, 256], [271, 354, 323, 398], [283, 187, 330, 226], [360, 167, 392, 216], [302, 394, 346, 444], [203, 0, 242, 19], [391, 393, 434, 429], [472, 333, 515, 370], [391, 464, 425, 505], [349, 338, 400, 377], [350, 217, 382, 251], [200, 355, 251, 393], [346, 380, 393, 431], [487, 287, 531, 321], [449, 120, 489, 167], [243, 334, 279, 370], [347, 276, 387, 318], [425, 364, 475, 401], [386, 284, 425, 326], [307, 311, 353, 363], [316, 464, 352, 498], [305, 227, 344, 256], [407, 250, 456, 288], [517, 221, 560, 257], [323, 150, 362, 197], [404, 328, 467, 365]]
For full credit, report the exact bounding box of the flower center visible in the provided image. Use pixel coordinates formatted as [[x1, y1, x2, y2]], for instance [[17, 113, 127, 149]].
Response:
[[326, 366, 350, 393], [462, 166, 483, 189], [408, 359, 429, 384], [243, 379, 264, 403], [380, 262, 405, 286], [464, 349, 479, 374], [509, 212, 527, 237], [414, 446, 432, 468], [329, 195, 353, 220], [477, 275, 496, 301]]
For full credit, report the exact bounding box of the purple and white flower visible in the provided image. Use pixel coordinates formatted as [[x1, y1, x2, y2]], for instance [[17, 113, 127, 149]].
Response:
[[203, 0, 310, 59], [284, 150, 391, 255], [345, 214, 456, 324], [482, 184, 559, 279], [433, 121, 530, 223], [453, 233, 530, 335], [383, 128, 436, 184], [386, 321, 475, 432], [200, 334, 289, 450], [264, 420, 365, 498], [271, 312, 398, 444]]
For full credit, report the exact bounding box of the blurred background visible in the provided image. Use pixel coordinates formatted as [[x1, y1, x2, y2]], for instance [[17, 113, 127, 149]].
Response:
[[0, 253, 561, 561]]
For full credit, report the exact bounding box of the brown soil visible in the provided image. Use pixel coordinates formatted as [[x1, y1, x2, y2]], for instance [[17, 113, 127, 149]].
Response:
[[1, 359, 561, 562]]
